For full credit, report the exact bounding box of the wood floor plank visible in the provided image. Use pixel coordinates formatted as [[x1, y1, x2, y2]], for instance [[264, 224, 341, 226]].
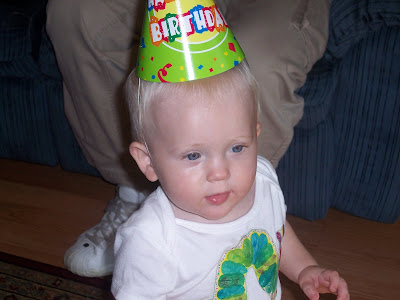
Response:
[[0, 158, 115, 199], [287, 211, 400, 300], [0, 178, 111, 268]]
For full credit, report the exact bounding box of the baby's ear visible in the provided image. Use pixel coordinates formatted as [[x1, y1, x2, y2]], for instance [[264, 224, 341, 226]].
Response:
[[256, 122, 261, 137], [129, 142, 158, 182]]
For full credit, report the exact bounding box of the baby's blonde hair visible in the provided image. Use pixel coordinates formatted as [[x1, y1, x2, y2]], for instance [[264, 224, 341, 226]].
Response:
[[125, 60, 259, 143]]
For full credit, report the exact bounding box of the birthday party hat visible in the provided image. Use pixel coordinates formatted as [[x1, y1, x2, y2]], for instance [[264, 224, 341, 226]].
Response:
[[136, 0, 245, 82]]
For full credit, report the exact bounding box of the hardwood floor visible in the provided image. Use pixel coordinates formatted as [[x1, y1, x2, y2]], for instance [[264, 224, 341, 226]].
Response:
[[0, 158, 399, 299]]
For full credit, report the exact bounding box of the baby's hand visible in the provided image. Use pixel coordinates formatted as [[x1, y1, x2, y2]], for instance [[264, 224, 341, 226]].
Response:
[[298, 265, 350, 300]]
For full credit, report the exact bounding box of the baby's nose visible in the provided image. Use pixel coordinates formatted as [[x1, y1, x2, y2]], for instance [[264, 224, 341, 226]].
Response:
[[206, 158, 231, 182]]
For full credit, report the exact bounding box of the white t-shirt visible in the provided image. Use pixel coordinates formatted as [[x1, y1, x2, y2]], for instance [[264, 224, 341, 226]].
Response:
[[112, 156, 286, 300]]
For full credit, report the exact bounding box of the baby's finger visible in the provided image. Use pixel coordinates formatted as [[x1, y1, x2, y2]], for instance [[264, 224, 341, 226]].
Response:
[[336, 278, 350, 300], [327, 275, 339, 294], [320, 270, 340, 291], [301, 281, 320, 300]]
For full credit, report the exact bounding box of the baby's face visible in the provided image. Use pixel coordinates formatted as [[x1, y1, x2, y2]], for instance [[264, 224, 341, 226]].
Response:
[[146, 90, 260, 223]]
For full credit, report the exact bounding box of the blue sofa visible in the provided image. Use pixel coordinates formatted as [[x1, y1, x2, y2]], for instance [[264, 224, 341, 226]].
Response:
[[1, 0, 398, 222], [276, 0, 400, 223], [0, 0, 98, 176]]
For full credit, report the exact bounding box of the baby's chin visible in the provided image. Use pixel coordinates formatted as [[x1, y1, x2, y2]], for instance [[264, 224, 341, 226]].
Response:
[[172, 206, 235, 224], [197, 208, 244, 224]]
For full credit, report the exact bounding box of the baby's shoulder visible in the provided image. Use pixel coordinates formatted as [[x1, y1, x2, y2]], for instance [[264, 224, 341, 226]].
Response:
[[256, 156, 280, 186], [120, 188, 175, 244]]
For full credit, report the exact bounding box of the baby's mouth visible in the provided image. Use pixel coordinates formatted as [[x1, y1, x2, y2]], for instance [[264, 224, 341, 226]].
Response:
[[205, 192, 230, 205]]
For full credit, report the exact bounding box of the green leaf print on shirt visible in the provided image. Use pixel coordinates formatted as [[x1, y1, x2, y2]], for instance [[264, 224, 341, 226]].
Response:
[[215, 230, 279, 300]]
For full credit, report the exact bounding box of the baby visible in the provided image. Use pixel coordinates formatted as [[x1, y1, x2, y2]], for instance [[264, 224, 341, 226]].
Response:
[[111, 60, 349, 299]]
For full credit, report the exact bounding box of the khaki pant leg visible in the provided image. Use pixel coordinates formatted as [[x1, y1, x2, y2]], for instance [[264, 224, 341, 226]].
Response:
[[46, 0, 330, 184], [46, 0, 150, 189], [225, 0, 331, 167]]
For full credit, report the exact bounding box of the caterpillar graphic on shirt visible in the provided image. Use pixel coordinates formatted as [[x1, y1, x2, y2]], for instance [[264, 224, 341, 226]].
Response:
[[214, 229, 283, 300]]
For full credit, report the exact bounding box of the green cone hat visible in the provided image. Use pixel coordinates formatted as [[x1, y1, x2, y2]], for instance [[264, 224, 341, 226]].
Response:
[[136, 0, 245, 82]]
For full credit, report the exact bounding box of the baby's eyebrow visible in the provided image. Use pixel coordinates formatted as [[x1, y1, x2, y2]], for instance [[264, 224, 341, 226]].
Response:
[[169, 143, 203, 154], [229, 135, 254, 143]]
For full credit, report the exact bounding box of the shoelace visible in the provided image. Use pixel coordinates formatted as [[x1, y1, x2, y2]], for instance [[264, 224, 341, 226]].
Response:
[[85, 197, 140, 246]]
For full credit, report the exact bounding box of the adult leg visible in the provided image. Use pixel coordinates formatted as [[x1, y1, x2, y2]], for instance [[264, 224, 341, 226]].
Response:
[[46, 0, 153, 277], [47, 0, 146, 186], [224, 0, 331, 167]]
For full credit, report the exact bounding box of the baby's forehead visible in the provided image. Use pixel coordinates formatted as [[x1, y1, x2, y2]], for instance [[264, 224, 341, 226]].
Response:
[[141, 84, 258, 143], [150, 85, 254, 107], [146, 91, 257, 133]]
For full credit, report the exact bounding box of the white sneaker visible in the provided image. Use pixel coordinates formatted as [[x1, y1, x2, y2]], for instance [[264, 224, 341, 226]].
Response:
[[64, 185, 147, 277]]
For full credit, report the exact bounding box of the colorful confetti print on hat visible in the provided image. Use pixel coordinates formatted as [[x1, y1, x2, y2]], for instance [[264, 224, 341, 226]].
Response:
[[136, 0, 245, 82]]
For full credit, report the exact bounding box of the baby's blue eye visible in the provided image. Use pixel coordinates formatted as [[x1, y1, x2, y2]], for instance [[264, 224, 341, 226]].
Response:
[[186, 152, 201, 161], [232, 145, 243, 153]]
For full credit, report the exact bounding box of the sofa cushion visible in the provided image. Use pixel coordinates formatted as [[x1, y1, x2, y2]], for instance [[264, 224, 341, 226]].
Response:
[[277, 0, 400, 222]]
